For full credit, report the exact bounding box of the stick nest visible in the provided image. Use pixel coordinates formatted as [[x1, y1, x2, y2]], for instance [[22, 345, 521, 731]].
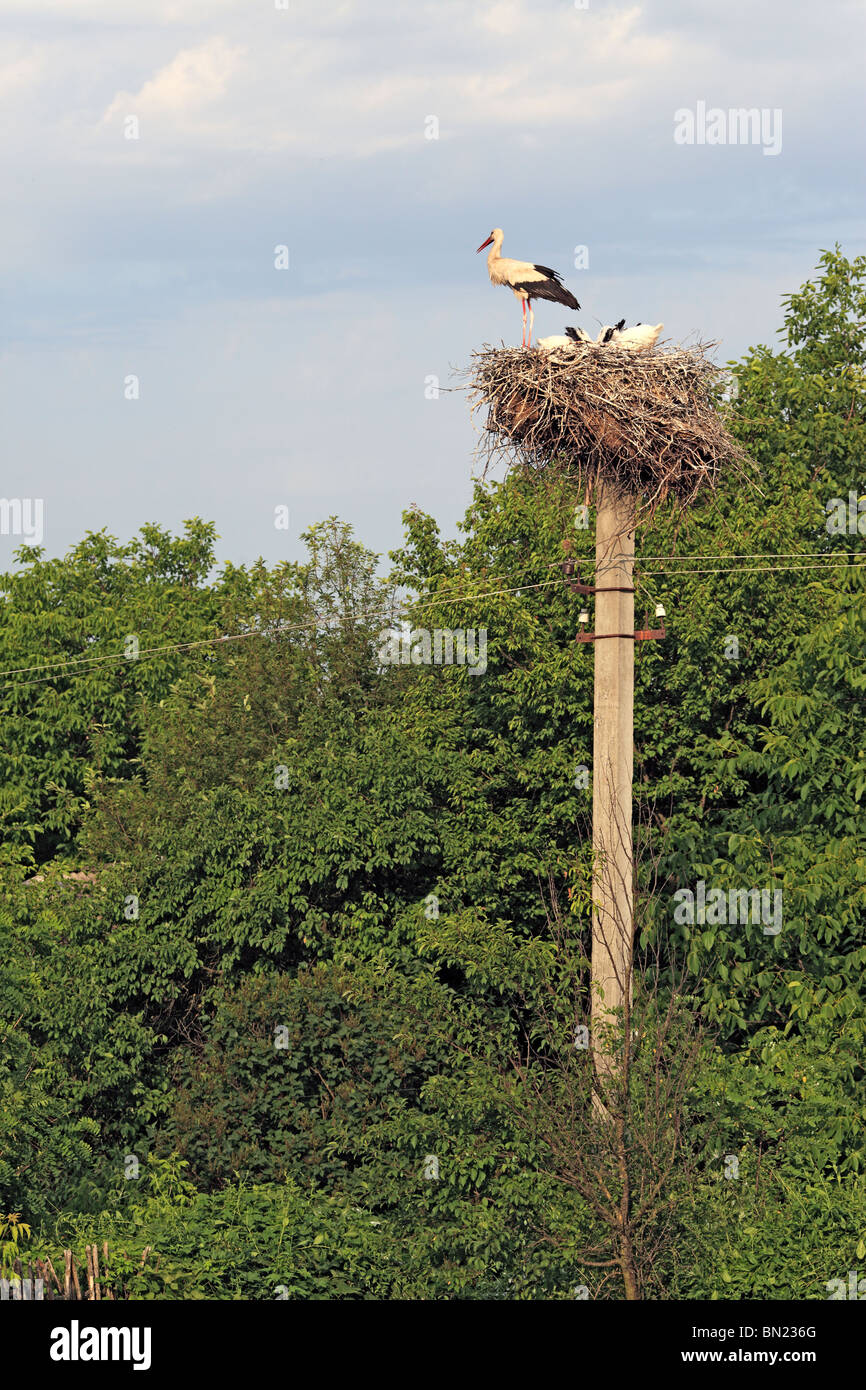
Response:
[[466, 340, 752, 515]]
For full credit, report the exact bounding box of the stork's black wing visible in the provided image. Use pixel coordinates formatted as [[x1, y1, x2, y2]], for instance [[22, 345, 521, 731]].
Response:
[[531, 263, 563, 282], [514, 266, 580, 311]]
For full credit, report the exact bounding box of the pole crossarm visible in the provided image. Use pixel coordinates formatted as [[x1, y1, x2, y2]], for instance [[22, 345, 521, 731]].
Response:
[[576, 626, 666, 643]]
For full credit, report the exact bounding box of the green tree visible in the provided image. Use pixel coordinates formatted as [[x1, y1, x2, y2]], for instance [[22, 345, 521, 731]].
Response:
[[0, 520, 224, 860]]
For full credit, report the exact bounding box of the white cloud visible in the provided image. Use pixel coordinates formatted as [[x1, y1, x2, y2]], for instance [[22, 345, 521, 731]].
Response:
[[3, 0, 861, 181], [0, 45, 43, 99], [0, 1, 681, 171], [102, 36, 245, 126]]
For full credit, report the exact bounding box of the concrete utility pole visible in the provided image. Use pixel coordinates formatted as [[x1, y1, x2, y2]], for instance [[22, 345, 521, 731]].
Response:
[[590, 484, 635, 1064]]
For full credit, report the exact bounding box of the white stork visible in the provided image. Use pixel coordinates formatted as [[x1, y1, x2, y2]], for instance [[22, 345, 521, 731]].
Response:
[[476, 227, 580, 347], [537, 327, 593, 352], [598, 321, 664, 352], [596, 319, 626, 344], [537, 334, 579, 351], [538, 323, 664, 356], [614, 322, 663, 351]]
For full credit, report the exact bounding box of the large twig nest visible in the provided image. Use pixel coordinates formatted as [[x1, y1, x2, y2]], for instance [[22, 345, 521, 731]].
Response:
[[466, 340, 753, 516]]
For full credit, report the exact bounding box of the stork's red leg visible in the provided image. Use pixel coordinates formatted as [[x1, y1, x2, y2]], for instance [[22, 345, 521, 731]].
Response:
[[521, 298, 526, 347], [527, 298, 533, 347]]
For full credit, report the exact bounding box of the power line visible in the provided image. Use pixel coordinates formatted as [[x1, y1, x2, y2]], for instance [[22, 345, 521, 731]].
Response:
[[0, 554, 564, 683], [1, 558, 862, 693], [0, 577, 567, 690], [638, 561, 866, 577], [637, 549, 865, 561]]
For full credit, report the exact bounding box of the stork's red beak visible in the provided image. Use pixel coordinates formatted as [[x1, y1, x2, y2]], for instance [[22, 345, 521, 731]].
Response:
[[476, 235, 494, 253]]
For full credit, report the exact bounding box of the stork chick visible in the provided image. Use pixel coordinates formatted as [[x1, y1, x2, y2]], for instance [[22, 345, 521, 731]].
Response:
[[537, 333, 579, 351], [603, 322, 664, 352]]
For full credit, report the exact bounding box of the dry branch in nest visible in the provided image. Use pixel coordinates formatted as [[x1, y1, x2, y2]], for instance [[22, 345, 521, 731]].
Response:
[[465, 340, 753, 518]]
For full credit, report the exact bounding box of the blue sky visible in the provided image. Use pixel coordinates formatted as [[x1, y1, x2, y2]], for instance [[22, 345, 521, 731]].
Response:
[[1, 0, 864, 569]]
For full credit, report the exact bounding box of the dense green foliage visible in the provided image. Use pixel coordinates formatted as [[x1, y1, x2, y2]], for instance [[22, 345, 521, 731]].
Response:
[[1, 249, 864, 1298]]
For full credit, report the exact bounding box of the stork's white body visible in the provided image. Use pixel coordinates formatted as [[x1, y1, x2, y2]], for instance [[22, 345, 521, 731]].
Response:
[[486, 254, 554, 300], [539, 322, 663, 355], [607, 323, 664, 352], [537, 334, 579, 351]]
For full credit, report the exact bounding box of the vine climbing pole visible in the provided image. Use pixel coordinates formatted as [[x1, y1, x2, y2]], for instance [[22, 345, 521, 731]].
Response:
[[590, 483, 636, 1083]]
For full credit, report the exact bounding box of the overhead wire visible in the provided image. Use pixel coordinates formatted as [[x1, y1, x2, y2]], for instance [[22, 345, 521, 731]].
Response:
[[0, 553, 862, 692]]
